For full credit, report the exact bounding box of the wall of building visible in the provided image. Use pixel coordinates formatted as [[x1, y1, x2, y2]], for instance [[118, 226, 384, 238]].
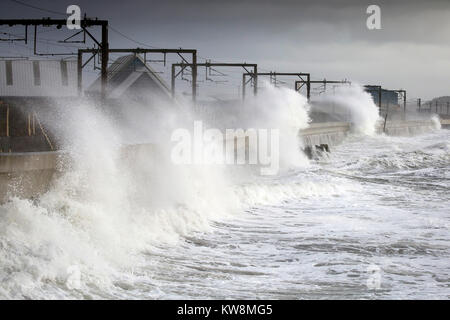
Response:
[[0, 59, 77, 97]]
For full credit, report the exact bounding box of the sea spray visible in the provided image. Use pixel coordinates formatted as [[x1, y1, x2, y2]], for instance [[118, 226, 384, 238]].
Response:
[[0, 84, 312, 298], [194, 82, 311, 171], [0, 100, 238, 298], [430, 114, 442, 130], [244, 83, 311, 169], [312, 84, 380, 135]]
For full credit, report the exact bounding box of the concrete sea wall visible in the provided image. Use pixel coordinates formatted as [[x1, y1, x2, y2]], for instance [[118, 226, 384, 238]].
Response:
[[441, 119, 450, 129], [0, 151, 62, 202], [300, 122, 350, 147], [0, 119, 445, 202]]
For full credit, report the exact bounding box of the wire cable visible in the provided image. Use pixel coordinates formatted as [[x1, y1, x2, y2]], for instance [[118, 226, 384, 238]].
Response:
[[8, 0, 65, 16]]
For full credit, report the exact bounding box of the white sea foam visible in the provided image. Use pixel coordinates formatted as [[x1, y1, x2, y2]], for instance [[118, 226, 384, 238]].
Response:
[[0, 83, 312, 298], [0, 83, 447, 299]]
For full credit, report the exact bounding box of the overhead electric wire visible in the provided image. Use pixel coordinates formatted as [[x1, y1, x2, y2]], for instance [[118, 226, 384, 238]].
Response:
[[107, 25, 158, 49], [8, 0, 65, 16]]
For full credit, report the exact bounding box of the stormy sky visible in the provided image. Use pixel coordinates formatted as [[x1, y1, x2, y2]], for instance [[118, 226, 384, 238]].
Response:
[[1, 0, 450, 100]]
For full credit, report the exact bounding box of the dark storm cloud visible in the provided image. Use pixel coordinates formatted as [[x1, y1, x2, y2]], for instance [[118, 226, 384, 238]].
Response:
[[2, 0, 449, 44]]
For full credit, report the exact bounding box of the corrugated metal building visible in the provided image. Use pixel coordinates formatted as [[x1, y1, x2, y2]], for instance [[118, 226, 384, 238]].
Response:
[[0, 59, 78, 152], [0, 59, 77, 97]]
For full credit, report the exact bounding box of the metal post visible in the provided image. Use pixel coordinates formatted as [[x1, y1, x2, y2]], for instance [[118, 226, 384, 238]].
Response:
[[403, 91, 406, 113], [77, 50, 82, 96], [306, 74, 311, 100], [253, 65, 257, 96], [242, 73, 246, 100], [378, 87, 382, 114], [27, 113, 31, 136], [33, 25, 37, 55], [171, 64, 176, 98], [192, 51, 197, 102], [385, 100, 389, 127], [100, 23, 109, 102], [418, 98, 421, 112], [6, 105, 9, 137]]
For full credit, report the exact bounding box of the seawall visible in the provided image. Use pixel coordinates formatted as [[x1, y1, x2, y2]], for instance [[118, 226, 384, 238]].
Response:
[[0, 119, 445, 202], [441, 119, 450, 129], [299, 119, 440, 148]]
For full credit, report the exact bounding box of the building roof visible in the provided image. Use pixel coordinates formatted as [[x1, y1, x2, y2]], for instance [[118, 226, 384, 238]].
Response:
[[85, 54, 171, 99], [0, 59, 77, 98]]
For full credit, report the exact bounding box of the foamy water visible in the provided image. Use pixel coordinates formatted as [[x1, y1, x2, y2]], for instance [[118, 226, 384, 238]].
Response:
[[0, 86, 448, 299], [109, 130, 448, 300]]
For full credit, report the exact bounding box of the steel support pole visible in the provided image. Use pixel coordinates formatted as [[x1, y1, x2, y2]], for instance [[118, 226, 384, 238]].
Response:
[[192, 51, 197, 102], [171, 64, 176, 98], [100, 23, 109, 102], [306, 74, 311, 100], [77, 50, 82, 96], [253, 66, 257, 96], [378, 88, 382, 114], [386, 101, 390, 121], [242, 74, 246, 100], [404, 91, 406, 113]]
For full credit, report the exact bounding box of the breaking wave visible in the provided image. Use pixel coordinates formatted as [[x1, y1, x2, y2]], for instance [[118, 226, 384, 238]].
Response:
[[0, 84, 311, 298]]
